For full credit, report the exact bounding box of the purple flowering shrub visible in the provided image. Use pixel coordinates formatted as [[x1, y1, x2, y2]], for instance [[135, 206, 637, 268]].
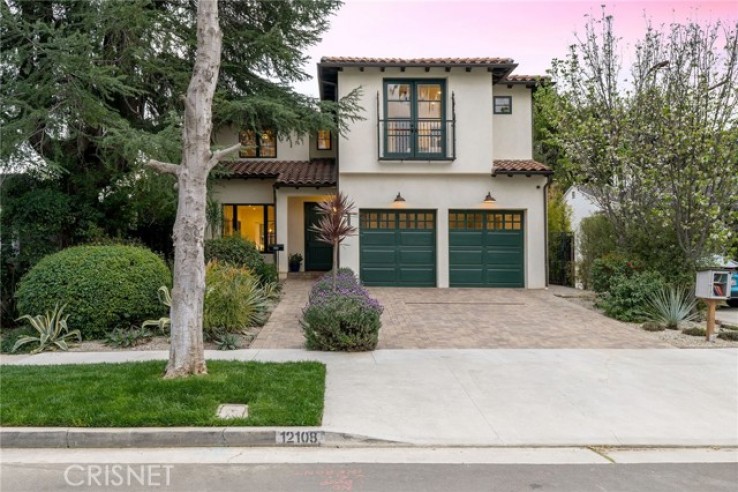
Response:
[[301, 269, 383, 351]]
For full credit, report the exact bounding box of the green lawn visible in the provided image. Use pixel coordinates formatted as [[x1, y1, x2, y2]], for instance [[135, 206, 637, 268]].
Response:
[[0, 361, 325, 427]]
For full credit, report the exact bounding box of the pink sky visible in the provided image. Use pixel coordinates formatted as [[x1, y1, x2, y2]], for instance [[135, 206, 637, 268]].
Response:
[[295, 0, 738, 96]]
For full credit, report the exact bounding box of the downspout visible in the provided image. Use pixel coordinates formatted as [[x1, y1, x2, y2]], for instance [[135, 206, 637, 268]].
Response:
[[543, 174, 551, 288]]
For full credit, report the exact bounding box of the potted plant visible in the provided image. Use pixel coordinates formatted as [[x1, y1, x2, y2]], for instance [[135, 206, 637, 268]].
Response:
[[288, 253, 303, 272]]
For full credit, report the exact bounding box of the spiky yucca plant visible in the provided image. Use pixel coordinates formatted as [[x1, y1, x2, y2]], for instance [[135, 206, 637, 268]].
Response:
[[645, 286, 699, 329], [309, 193, 357, 291], [13, 304, 81, 353]]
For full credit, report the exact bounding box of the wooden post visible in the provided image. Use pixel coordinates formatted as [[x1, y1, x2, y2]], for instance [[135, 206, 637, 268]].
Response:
[[705, 299, 717, 342]]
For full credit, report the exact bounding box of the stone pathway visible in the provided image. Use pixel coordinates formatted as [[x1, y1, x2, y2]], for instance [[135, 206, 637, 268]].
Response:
[[251, 280, 670, 349], [250, 280, 311, 349]]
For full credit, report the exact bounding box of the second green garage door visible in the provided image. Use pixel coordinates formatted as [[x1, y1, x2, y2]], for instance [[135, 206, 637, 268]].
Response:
[[449, 210, 525, 287], [359, 210, 436, 286]]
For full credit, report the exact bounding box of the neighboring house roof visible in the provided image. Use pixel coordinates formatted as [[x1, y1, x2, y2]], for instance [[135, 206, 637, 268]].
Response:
[[501, 74, 551, 88], [217, 159, 337, 187], [318, 56, 519, 100], [492, 159, 553, 176]]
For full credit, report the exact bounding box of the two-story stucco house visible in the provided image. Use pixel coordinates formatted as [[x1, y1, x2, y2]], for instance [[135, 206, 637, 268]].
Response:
[[212, 57, 552, 288]]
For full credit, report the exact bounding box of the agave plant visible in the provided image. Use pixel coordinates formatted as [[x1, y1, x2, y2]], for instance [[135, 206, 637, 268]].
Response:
[[142, 286, 172, 334], [12, 304, 82, 354], [645, 286, 699, 329]]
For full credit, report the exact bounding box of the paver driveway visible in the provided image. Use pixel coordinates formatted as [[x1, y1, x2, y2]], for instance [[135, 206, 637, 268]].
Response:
[[251, 279, 670, 349]]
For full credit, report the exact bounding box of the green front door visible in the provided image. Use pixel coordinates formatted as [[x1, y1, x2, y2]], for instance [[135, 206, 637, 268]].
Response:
[[359, 210, 436, 286], [304, 202, 333, 271], [449, 210, 525, 287]]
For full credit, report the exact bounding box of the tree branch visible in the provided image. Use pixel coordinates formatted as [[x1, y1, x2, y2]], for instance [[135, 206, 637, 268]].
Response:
[[208, 143, 242, 170], [146, 159, 180, 176]]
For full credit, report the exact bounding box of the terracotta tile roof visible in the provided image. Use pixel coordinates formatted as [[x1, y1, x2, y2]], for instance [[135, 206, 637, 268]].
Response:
[[492, 159, 553, 175], [502, 74, 551, 84], [217, 159, 336, 186], [320, 56, 515, 66]]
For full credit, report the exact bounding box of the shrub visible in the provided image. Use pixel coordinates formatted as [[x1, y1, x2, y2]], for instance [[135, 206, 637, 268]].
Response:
[[105, 326, 153, 348], [203, 261, 270, 335], [204, 236, 277, 286], [577, 214, 617, 290], [15, 246, 171, 339], [302, 295, 382, 351], [597, 271, 665, 322], [718, 330, 738, 341], [590, 253, 643, 293], [644, 286, 699, 329], [682, 327, 706, 337], [301, 269, 383, 351], [641, 321, 665, 332], [0, 326, 36, 354]]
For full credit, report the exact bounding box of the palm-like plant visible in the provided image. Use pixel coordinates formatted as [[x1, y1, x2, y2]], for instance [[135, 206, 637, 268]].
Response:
[[12, 304, 82, 354], [645, 286, 699, 329], [142, 286, 172, 334], [309, 193, 357, 290]]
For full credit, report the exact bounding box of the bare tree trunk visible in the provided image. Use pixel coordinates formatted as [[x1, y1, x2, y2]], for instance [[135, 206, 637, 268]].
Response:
[[145, 1, 240, 378]]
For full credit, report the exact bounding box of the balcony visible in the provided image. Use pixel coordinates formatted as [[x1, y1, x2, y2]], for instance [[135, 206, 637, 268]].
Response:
[[377, 119, 456, 161]]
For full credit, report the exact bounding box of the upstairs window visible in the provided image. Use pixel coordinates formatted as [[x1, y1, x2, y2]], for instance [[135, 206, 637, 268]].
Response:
[[239, 129, 277, 158], [316, 130, 332, 150], [383, 79, 447, 159], [494, 96, 512, 115]]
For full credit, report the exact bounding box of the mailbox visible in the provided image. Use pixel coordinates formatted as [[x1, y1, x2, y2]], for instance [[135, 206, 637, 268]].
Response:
[[267, 244, 284, 253], [695, 270, 730, 300]]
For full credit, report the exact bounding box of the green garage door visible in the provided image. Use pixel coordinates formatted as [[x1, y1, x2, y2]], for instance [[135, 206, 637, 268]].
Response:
[[360, 210, 436, 286], [449, 210, 524, 287]]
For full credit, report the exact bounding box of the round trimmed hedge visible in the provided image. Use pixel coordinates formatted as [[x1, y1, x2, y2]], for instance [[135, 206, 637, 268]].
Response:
[[15, 245, 171, 339]]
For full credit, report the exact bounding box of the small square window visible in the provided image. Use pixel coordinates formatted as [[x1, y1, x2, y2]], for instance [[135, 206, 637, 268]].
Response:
[[317, 130, 332, 150], [494, 96, 512, 115]]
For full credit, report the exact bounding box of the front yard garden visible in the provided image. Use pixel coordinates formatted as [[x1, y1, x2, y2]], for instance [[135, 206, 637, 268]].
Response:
[[0, 360, 325, 427]]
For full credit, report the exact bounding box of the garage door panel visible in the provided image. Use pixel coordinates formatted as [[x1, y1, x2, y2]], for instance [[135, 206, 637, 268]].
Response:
[[485, 268, 524, 286], [486, 231, 524, 246], [484, 249, 522, 265], [398, 248, 434, 265], [450, 249, 484, 265], [450, 268, 485, 285], [360, 231, 397, 246], [361, 248, 397, 264], [450, 231, 483, 247], [399, 231, 435, 247], [361, 267, 398, 284], [399, 268, 436, 285]]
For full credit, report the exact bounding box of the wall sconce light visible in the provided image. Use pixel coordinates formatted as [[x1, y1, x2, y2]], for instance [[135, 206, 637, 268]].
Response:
[[483, 192, 496, 204], [391, 192, 407, 208], [394, 192, 406, 203]]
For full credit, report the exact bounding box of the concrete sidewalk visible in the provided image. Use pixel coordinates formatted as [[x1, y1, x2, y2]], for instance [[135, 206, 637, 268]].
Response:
[[2, 349, 737, 447]]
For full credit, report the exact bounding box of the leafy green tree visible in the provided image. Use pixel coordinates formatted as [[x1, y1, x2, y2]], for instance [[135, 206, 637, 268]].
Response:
[[1, 1, 362, 354], [547, 10, 738, 269]]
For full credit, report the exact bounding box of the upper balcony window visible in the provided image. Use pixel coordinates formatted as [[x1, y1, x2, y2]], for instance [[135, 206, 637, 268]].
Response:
[[380, 79, 454, 160], [239, 129, 277, 158], [494, 96, 512, 115], [316, 130, 332, 150]]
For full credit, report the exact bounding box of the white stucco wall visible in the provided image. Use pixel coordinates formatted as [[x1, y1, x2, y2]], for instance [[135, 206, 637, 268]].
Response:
[[337, 67, 494, 174], [564, 186, 602, 235], [210, 179, 274, 205], [492, 85, 534, 159], [339, 174, 548, 288]]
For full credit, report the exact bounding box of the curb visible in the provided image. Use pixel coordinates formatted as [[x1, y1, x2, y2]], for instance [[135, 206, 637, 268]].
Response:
[[0, 428, 399, 449]]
